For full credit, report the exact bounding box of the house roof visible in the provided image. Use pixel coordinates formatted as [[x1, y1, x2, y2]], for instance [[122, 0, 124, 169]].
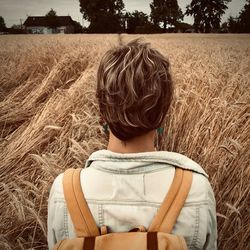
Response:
[[24, 16, 75, 27]]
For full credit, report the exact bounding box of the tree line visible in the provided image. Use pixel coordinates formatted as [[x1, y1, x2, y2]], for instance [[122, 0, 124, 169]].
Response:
[[0, 0, 249, 34], [78, 0, 250, 33], [222, 0, 250, 33]]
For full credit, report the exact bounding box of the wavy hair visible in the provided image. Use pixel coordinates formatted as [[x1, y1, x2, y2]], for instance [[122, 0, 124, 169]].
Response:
[[96, 38, 173, 141]]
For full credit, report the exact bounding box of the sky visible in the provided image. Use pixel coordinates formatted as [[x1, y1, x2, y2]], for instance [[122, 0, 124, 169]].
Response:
[[0, 0, 247, 28]]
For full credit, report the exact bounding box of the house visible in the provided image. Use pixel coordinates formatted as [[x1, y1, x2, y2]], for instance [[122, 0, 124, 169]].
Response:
[[23, 16, 75, 34]]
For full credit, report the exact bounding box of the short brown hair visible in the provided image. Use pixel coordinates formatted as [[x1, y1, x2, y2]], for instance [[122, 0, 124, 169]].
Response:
[[96, 38, 173, 141]]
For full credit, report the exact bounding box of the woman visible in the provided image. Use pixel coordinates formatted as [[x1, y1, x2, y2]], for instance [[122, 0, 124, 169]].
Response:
[[47, 38, 217, 249]]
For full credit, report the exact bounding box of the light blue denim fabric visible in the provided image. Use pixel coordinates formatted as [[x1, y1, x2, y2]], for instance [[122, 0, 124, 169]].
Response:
[[47, 149, 217, 249]]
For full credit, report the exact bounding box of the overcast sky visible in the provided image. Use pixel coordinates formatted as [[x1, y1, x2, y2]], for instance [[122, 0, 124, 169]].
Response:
[[0, 0, 246, 28]]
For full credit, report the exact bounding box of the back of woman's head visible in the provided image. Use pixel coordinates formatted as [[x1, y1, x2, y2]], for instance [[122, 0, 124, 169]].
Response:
[[96, 38, 173, 141]]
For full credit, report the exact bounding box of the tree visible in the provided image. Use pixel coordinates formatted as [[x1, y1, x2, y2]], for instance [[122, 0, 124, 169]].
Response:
[[45, 9, 58, 30], [150, 0, 184, 32], [88, 12, 122, 33], [0, 16, 6, 32], [220, 21, 229, 33], [79, 0, 124, 33], [186, 0, 231, 33], [227, 16, 240, 33], [73, 21, 83, 33], [46, 8, 57, 17], [11, 24, 22, 29], [175, 21, 194, 32], [126, 11, 149, 33], [9, 24, 27, 34], [238, 0, 250, 33], [226, 1, 250, 33]]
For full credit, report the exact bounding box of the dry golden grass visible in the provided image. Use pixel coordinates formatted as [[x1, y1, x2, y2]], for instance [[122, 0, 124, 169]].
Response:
[[0, 33, 249, 249]]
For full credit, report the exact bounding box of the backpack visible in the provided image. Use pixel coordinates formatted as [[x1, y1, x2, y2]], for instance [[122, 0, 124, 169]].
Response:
[[53, 167, 193, 250]]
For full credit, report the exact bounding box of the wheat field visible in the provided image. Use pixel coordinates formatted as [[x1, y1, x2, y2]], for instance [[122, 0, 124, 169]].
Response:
[[0, 34, 249, 249]]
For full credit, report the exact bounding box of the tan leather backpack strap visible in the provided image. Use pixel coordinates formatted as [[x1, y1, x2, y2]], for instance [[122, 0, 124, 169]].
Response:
[[159, 169, 193, 233], [63, 168, 100, 237], [148, 168, 193, 233], [148, 168, 183, 232]]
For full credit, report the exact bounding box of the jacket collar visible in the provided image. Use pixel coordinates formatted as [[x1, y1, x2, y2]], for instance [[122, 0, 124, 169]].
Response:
[[85, 149, 208, 177]]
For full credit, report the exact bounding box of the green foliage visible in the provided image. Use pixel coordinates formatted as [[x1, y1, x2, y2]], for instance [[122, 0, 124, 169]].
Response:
[[225, 0, 250, 33], [0, 16, 6, 31], [11, 24, 22, 29], [220, 21, 229, 33], [46, 8, 57, 17], [175, 21, 193, 32], [73, 21, 83, 33], [227, 16, 239, 33], [150, 0, 183, 32], [9, 24, 27, 34], [238, 0, 250, 33], [126, 11, 149, 33], [124, 11, 163, 34], [79, 0, 124, 21], [45, 9, 58, 29], [79, 0, 124, 33], [134, 23, 163, 33], [186, 0, 231, 33], [88, 12, 122, 33]]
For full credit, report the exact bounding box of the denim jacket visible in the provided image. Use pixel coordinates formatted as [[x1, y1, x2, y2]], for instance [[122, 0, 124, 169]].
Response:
[[47, 149, 217, 250]]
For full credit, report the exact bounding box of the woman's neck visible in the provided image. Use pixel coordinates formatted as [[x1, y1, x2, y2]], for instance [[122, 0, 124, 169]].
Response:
[[107, 130, 156, 154]]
